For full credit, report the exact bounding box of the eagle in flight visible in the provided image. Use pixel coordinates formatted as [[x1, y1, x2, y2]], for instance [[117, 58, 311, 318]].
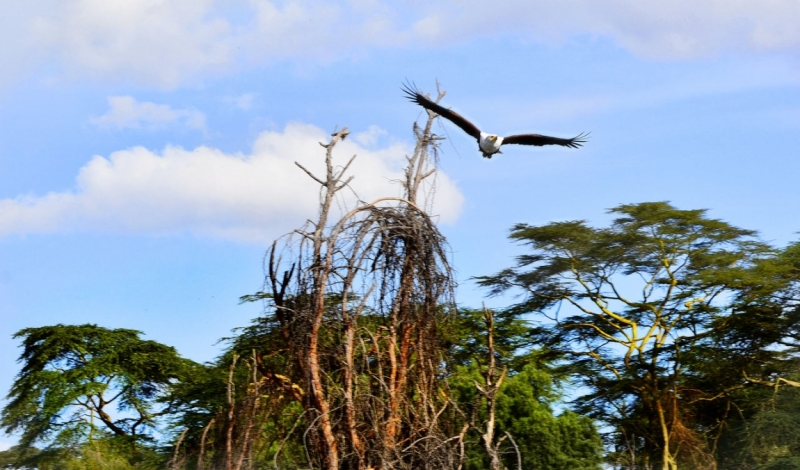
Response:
[[402, 83, 588, 159]]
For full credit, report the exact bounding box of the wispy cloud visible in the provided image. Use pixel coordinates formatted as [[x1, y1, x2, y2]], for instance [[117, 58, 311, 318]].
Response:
[[0, 123, 463, 243], [223, 93, 257, 110], [3, 0, 799, 89], [26, 0, 233, 89], [409, 0, 800, 60], [91, 96, 206, 130]]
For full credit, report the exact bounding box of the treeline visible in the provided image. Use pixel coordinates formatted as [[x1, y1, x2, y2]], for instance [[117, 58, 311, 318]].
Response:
[[2, 104, 800, 470]]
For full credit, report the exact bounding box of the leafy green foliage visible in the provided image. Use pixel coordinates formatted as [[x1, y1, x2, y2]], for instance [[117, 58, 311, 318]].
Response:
[[446, 307, 542, 372], [477, 202, 797, 468], [0, 439, 164, 470], [496, 365, 601, 470], [1, 324, 196, 450], [447, 360, 602, 470], [5, 200, 800, 468], [446, 308, 602, 470], [0, 445, 41, 469]]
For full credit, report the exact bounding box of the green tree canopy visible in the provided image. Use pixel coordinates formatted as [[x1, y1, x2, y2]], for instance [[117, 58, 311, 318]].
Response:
[[1, 324, 196, 450], [478, 202, 793, 470]]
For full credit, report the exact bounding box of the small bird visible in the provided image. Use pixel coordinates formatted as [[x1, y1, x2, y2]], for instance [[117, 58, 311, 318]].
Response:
[[402, 82, 588, 159]]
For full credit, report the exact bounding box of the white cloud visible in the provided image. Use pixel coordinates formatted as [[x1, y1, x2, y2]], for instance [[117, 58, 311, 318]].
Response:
[[591, 0, 800, 59], [353, 125, 388, 147], [91, 96, 206, 130], [0, 123, 463, 243], [239, 0, 409, 63], [0, 5, 48, 91], [0, 441, 11, 451], [3, 0, 800, 89], [28, 0, 234, 88], [224, 93, 257, 110], [411, 0, 800, 60]]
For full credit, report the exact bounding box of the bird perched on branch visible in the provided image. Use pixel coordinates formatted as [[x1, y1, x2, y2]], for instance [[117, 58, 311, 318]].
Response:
[[402, 82, 588, 159]]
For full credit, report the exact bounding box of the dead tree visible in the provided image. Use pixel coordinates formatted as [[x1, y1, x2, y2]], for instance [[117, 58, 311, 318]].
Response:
[[475, 307, 509, 470], [449, 307, 520, 470], [257, 85, 460, 470], [188, 351, 279, 470]]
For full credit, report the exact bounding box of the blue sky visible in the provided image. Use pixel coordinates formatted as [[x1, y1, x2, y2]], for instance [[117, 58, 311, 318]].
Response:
[[2, 0, 800, 450]]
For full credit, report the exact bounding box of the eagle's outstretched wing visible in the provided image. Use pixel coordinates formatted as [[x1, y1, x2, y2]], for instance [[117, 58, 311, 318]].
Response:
[[402, 82, 482, 140], [502, 132, 589, 149]]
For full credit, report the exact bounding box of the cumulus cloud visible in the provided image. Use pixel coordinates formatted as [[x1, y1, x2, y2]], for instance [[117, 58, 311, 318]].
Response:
[[91, 96, 206, 130], [352, 125, 388, 147], [3, 0, 800, 88], [0, 123, 463, 243]]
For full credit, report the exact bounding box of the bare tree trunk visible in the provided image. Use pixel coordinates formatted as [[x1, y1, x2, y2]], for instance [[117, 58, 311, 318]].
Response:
[[308, 315, 339, 470], [257, 83, 458, 469], [343, 315, 365, 469], [170, 428, 188, 470], [226, 354, 239, 470], [197, 418, 215, 470], [234, 352, 263, 470], [656, 398, 678, 470], [478, 307, 508, 470]]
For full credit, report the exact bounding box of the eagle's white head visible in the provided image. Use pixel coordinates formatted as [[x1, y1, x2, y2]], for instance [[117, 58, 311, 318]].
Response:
[[479, 132, 504, 158]]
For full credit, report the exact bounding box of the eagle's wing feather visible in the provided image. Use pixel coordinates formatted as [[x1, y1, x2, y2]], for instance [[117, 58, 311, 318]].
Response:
[[502, 132, 588, 149], [402, 83, 482, 140]]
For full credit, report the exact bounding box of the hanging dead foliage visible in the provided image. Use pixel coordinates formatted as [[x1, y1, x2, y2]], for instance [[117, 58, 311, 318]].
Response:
[[248, 85, 461, 470]]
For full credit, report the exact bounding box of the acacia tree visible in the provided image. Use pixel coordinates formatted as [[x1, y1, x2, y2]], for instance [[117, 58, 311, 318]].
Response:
[[678, 238, 800, 467], [1, 324, 194, 452], [478, 202, 779, 470]]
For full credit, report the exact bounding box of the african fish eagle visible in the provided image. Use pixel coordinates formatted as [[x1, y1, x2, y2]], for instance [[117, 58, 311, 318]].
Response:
[[402, 83, 588, 159]]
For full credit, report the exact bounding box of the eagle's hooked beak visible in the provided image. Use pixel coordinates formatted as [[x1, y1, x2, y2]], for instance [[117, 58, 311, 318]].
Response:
[[490, 135, 497, 141]]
